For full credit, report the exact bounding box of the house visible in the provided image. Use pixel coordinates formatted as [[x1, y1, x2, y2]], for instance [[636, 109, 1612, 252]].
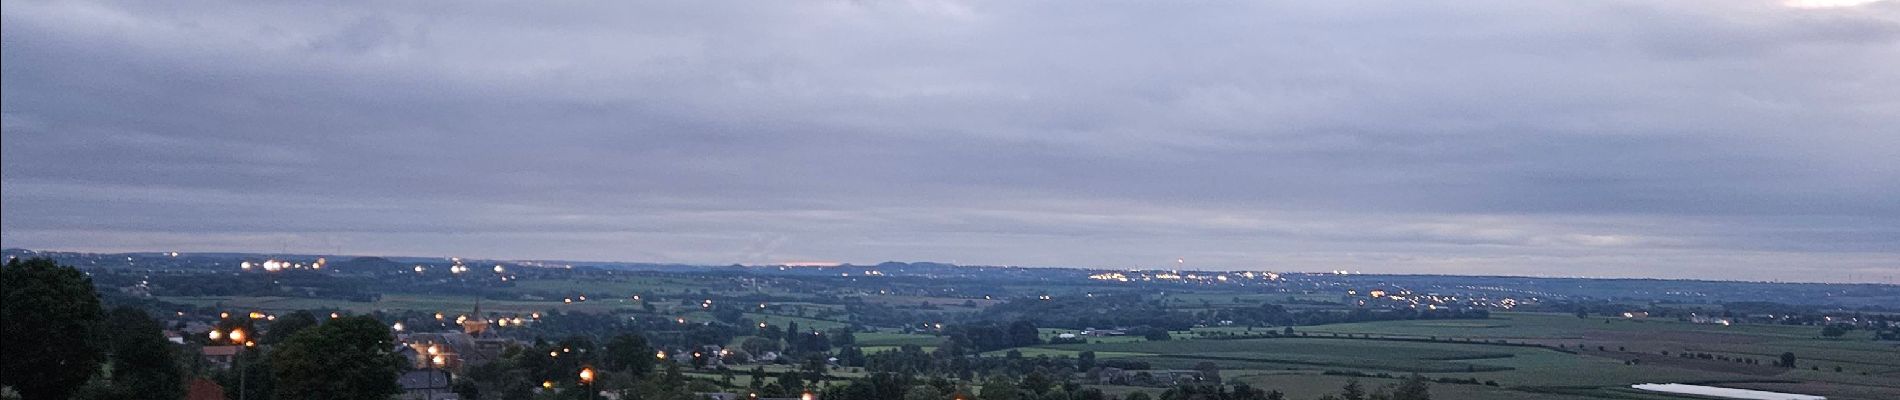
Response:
[[397, 369, 458, 400], [185, 378, 225, 400], [201, 345, 241, 369], [398, 332, 507, 372], [395, 302, 521, 372]]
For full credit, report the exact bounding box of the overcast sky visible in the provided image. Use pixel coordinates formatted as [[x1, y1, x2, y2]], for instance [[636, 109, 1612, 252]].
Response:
[[4, 0, 1897, 282]]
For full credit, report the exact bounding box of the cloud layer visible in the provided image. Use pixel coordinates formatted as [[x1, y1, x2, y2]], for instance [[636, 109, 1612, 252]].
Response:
[[5, 0, 1898, 282]]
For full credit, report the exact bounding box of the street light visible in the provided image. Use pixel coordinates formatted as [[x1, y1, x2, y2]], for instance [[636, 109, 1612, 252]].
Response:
[[579, 366, 598, 400], [228, 328, 246, 343]]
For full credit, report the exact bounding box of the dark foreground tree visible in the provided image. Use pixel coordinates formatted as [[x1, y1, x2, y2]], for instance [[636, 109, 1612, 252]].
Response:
[[270, 315, 403, 400], [1, 258, 107, 400], [603, 333, 655, 378], [104, 307, 185, 400], [262, 311, 320, 345]]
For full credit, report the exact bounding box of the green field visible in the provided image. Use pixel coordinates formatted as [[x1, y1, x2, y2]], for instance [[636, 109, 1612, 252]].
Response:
[[1033, 312, 1900, 399]]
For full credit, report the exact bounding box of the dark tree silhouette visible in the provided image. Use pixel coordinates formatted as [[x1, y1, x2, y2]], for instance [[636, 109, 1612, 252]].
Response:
[[604, 333, 655, 378], [262, 310, 320, 345], [1, 258, 107, 400], [104, 307, 185, 400], [269, 315, 404, 399]]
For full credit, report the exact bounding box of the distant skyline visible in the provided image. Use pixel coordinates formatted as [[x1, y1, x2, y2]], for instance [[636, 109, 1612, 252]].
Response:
[[4, 1, 1898, 283]]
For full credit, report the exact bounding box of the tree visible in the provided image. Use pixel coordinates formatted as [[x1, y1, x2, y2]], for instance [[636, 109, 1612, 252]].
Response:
[[604, 333, 655, 378], [776, 371, 803, 392], [1820, 324, 1847, 338], [1077, 351, 1097, 371], [903, 385, 944, 400], [269, 315, 404, 399], [741, 336, 781, 357], [1124, 392, 1153, 400], [1139, 327, 1172, 341], [1193, 361, 1222, 384], [1341, 378, 1366, 400], [1, 258, 107, 400], [104, 307, 185, 400], [979, 376, 1020, 400], [1392, 374, 1431, 400], [1007, 320, 1041, 347], [262, 311, 320, 345], [1780, 352, 1797, 368]]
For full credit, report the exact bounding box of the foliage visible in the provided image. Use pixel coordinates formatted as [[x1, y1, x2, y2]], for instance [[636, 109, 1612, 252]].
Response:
[[0, 258, 107, 400], [603, 333, 655, 378], [262, 311, 321, 345], [268, 315, 404, 399], [103, 307, 186, 400]]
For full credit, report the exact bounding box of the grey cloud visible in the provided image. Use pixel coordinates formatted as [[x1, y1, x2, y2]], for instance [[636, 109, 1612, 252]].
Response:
[[4, 0, 1898, 282]]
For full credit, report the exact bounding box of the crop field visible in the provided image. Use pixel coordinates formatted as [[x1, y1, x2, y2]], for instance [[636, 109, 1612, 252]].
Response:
[[856, 332, 946, 347], [1037, 313, 1899, 399]]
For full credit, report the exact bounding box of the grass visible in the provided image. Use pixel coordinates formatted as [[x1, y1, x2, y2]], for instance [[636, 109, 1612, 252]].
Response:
[[856, 332, 944, 347]]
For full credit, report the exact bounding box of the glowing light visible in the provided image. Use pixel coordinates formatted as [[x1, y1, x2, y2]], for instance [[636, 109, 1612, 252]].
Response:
[[393, 322, 405, 332], [228, 328, 246, 343], [209, 330, 223, 340], [579, 367, 596, 384], [241, 261, 253, 270]]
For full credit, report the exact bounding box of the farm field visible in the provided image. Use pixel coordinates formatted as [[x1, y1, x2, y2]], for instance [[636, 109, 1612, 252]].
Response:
[[1034, 313, 1899, 399]]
